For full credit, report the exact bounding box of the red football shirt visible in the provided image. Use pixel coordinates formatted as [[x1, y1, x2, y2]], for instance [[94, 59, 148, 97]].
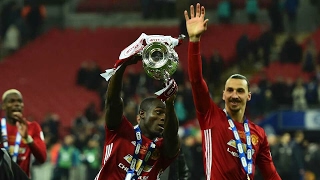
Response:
[[1, 120, 47, 177], [95, 116, 175, 180], [188, 42, 281, 180]]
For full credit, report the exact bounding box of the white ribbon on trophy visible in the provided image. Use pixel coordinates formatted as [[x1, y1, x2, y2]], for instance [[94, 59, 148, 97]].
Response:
[[100, 33, 181, 81]]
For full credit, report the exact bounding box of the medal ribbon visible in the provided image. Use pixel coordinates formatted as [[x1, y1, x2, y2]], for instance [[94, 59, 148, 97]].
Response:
[[125, 125, 157, 180], [1, 118, 22, 162], [224, 111, 253, 177]]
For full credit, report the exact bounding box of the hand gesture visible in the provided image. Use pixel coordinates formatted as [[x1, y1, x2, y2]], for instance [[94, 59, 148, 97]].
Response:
[[12, 112, 28, 139], [184, 3, 209, 42]]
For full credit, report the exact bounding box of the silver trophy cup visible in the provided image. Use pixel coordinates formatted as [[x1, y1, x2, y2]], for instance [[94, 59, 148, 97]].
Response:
[[140, 41, 179, 81]]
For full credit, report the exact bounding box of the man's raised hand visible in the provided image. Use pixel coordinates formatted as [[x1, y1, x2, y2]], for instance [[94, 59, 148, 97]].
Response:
[[184, 3, 209, 42]]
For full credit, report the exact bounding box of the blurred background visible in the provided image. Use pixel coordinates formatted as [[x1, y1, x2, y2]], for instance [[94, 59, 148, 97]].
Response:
[[0, 0, 320, 179]]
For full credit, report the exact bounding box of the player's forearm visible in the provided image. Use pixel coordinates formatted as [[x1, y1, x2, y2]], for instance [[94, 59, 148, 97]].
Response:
[[106, 64, 126, 103], [29, 139, 47, 163], [163, 102, 180, 158], [105, 64, 126, 129], [163, 102, 179, 137], [188, 42, 203, 83], [188, 42, 211, 113]]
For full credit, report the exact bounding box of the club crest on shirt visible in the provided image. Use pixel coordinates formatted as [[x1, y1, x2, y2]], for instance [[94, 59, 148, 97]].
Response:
[[251, 134, 259, 145]]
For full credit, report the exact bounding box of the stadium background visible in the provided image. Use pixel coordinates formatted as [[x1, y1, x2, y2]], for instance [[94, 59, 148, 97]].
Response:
[[0, 0, 320, 179]]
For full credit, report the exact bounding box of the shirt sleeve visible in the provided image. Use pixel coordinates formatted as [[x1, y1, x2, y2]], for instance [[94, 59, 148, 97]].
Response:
[[187, 42, 211, 115], [256, 131, 281, 180], [29, 122, 47, 164], [105, 116, 132, 139]]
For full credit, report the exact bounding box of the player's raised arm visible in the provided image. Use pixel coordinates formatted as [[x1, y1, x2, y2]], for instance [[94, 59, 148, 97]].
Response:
[[162, 86, 180, 158], [105, 56, 141, 130], [185, 3, 211, 114]]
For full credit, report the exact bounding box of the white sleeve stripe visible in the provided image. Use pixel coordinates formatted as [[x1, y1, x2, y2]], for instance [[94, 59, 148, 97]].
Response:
[[94, 168, 102, 180], [40, 131, 45, 141], [94, 143, 113, 180], [204, 129, 212, 180], [104, 143, 113, 164]]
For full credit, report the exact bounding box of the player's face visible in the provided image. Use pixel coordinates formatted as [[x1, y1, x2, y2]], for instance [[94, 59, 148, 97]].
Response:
[[2, 93, 24, 120], [222, 78, 251, 113], [144, 100, 166, 138]]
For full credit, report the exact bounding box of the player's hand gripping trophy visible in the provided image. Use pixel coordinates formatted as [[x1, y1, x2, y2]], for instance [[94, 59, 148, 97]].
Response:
[[101, 33, 184, 101]]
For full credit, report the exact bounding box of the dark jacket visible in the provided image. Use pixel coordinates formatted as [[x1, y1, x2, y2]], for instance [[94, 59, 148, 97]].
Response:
[[0, 148, 30, 180], [161, 149, 190, 180]]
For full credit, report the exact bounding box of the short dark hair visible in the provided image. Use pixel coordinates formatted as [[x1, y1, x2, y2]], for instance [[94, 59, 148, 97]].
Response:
[[139, 97, 159, 112], [228, 74, 250, 91]]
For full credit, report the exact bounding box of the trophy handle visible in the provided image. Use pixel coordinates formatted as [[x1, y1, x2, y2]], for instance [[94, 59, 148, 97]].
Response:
[[163, 71, 171, 82]]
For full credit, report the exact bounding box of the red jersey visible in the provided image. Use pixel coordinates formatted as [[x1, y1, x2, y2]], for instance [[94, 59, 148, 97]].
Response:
[[1, 119, 47, 177], [95, 116, 175, 180], [188, 42, 281, 180]]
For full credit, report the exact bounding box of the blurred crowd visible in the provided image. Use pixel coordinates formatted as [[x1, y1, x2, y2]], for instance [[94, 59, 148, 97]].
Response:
[[0, 0, 46, 58], [141, 0, 320, 35], [245, 35, 320, 122], [255, 131, 320, 180]]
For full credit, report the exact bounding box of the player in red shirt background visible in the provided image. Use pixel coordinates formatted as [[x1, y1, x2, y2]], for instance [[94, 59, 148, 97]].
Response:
[[94, 55, 180, 180], [184, 3, 281, 180], [1, 89, 47, 177]]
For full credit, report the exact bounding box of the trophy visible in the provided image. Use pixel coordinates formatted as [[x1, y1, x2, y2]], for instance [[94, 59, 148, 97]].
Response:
[[100, 33, 184, 101], [139, 34, 185, 82]]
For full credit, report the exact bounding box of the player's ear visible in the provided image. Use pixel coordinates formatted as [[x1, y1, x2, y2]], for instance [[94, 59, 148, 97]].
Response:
[[139, 110, 145, 120], [1, 102, 6, 110], [222, 90, 225, 101], [247, 92, 251, 102]]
